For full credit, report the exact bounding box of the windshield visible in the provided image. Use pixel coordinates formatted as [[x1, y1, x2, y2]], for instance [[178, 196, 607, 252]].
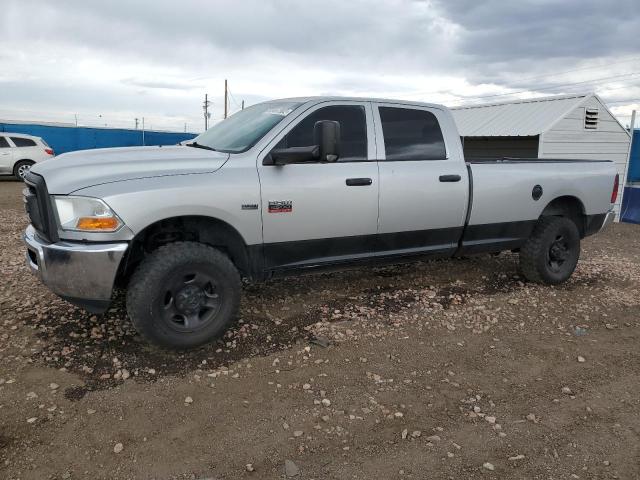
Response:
[[192, 101, 302, 153]]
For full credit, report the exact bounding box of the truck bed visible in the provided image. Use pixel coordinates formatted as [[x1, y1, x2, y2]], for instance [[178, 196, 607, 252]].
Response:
[[466, 157, 613, 164], [459, 158, 617, 254]]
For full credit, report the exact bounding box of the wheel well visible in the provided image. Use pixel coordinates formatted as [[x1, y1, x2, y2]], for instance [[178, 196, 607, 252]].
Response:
[[540, 196, 586, 237], [117, 216, 251, 286], [14, 159, 34, 168]]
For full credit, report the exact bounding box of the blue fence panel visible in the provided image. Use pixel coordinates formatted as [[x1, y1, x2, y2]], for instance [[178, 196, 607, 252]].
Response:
[[628, 130, 640, 183], [621, 186, 640, 224], [0, 123, 197, 155]]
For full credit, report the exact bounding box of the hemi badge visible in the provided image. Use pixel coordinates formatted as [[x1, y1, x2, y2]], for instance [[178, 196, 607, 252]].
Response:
[[241, 204, 259, 210], [268, 200, 292, 213]]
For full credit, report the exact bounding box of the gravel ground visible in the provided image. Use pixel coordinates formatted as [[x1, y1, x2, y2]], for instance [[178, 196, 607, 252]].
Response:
[[1, 179, 639, 480]]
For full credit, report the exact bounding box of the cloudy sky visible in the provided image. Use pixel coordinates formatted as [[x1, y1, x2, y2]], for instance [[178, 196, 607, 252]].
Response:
[[1, 0, 639, 132]]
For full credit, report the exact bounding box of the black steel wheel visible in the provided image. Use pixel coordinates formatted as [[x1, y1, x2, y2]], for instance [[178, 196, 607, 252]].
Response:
[[547, 233, 570, 274], [160, 270, 222, 332], [127, 242, 241, 349], [519, 216, 580, 284]]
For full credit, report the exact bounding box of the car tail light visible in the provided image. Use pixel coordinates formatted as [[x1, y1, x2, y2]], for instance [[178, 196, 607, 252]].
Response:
[[611, 173, 619, 204], [44, 148, 54, 156]]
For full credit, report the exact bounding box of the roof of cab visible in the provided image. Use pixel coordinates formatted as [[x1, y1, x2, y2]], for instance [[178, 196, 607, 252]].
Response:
[[266, 96, 446, 110]]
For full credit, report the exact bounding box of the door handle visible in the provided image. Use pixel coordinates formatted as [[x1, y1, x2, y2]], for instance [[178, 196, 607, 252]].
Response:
[[439, 174, 461, 182], [346, 177, 372, 186]]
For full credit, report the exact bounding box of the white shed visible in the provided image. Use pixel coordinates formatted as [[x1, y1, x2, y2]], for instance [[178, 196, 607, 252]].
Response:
[[451, 93, 631, 214]]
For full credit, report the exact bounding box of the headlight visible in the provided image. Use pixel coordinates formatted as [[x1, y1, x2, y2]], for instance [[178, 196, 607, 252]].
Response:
[[53, 196, 123, 232]]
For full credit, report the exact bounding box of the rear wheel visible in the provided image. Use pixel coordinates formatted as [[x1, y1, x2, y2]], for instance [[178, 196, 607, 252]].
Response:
[[519, 216, 580, 284], [14, 160, 34, 181], [126, 241, 241, 349]]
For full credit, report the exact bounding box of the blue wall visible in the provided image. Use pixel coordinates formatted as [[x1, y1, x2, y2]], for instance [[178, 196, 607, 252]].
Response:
[[621, 186, 640, 224], [628, 129, 640, 183], [0, 123, 197, 155], [619, 130, 639, 224]]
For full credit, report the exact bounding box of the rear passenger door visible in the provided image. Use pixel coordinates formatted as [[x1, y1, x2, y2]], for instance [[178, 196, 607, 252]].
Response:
[[0, 136, 14, 174], [374, 103, 469, 255]]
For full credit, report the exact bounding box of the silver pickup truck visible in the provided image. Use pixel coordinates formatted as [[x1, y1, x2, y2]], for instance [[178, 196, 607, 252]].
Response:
[[23, 97, 618, 348]]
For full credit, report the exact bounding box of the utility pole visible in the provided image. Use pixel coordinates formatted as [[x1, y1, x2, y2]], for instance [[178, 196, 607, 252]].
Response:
[[203, 93, 211, 130], [142, 117, 145, 146], [74, 114, 78, 127], [241, 100, 245, 110], [135, 118, 139, 130], [224, 79, 228, 119]]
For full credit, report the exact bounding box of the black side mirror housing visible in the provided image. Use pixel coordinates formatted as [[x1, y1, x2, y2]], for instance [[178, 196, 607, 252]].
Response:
[[263, 145, 320, 165], [314, 120, 340, 162], [262, 119, 341, 165]]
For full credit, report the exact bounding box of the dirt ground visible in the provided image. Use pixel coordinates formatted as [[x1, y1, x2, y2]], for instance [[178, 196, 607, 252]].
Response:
[[1, 178, 639, 480]]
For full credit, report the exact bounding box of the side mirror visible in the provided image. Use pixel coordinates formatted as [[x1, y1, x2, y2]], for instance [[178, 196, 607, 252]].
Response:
[[314, 120, 340, 162], [263, 145, 320, 165]]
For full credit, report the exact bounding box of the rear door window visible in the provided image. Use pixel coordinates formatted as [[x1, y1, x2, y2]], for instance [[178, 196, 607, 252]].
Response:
[[0, 137, 9, 148], [378, 107, 446, 161], [10, 137, 37, 147]]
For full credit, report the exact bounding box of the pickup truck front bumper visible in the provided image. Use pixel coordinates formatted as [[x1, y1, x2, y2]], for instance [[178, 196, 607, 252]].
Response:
[[23, 225, 128, 313]]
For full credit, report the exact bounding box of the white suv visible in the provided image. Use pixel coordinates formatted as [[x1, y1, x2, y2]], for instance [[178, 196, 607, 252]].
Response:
[[0, 133, 55, 180]]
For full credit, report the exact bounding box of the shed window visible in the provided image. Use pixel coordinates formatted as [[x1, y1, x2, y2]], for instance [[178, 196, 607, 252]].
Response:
[[585, 108, 599, 129]]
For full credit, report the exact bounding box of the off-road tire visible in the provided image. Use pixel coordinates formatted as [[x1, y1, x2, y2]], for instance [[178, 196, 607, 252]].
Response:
[[126, 241, 241, 349], [519, 216, 580, 284], [14, 160, 34, 181]]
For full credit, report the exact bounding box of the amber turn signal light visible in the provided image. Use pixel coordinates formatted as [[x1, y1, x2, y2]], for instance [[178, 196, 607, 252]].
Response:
[[75, 216, 120, 231]]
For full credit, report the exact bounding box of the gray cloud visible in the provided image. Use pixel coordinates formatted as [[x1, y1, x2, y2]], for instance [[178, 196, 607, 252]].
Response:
[[1, 0, 639, 129], [435, 1, 640, 79]]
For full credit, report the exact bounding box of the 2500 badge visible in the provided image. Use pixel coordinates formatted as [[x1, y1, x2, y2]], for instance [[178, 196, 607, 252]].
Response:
[[268, 200, 293, 213]]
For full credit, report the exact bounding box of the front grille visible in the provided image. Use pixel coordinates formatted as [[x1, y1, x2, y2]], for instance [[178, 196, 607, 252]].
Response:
[[23, 172, 58, 243], [23, 187, 44, 232]]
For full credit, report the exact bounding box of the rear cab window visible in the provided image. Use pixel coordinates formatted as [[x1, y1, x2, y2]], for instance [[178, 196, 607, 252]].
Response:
[[0, 137, 9, 148], [10, 137, 37, 147], [378, 106, 446, 161], [276, 104, 368, 162]]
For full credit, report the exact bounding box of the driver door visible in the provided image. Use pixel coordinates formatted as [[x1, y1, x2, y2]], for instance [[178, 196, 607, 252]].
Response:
[[257, 101, 379, 271]]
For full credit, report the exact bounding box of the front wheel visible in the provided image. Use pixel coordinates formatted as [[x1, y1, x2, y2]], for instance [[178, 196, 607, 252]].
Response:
[[126, 241, 241, 349], [519, 216, 581, 284]]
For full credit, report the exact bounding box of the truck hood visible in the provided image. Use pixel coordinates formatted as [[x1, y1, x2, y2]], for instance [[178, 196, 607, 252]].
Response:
[[30, 145, 230, 194]]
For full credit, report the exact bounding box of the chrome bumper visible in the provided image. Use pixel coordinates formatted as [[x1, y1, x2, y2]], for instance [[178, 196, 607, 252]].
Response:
[[23, 225, 128, 312], [599, 209, 616, 233]]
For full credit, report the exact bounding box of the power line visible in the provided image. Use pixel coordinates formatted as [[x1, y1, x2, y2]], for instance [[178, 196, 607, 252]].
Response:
[[483, 56, 640, 86], [399, 57, 640, 102], [461, 72, 640, 101], [227, 86, 240, 108], [605, 98, 640, 105]]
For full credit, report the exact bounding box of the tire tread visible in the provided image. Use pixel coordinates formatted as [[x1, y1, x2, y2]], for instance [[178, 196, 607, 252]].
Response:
[[519, 216, 579, 284], [126, 241, 240, 348]]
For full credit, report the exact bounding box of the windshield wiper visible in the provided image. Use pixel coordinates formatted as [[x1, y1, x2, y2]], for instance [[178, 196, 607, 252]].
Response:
[[186, 141, 218, 152]]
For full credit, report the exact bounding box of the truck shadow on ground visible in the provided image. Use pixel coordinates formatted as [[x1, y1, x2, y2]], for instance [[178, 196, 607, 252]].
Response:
[[24, 253, 602, 400]]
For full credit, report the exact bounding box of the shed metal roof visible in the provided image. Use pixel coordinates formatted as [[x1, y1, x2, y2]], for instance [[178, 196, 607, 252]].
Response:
[[451, 93, 591, 137]]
